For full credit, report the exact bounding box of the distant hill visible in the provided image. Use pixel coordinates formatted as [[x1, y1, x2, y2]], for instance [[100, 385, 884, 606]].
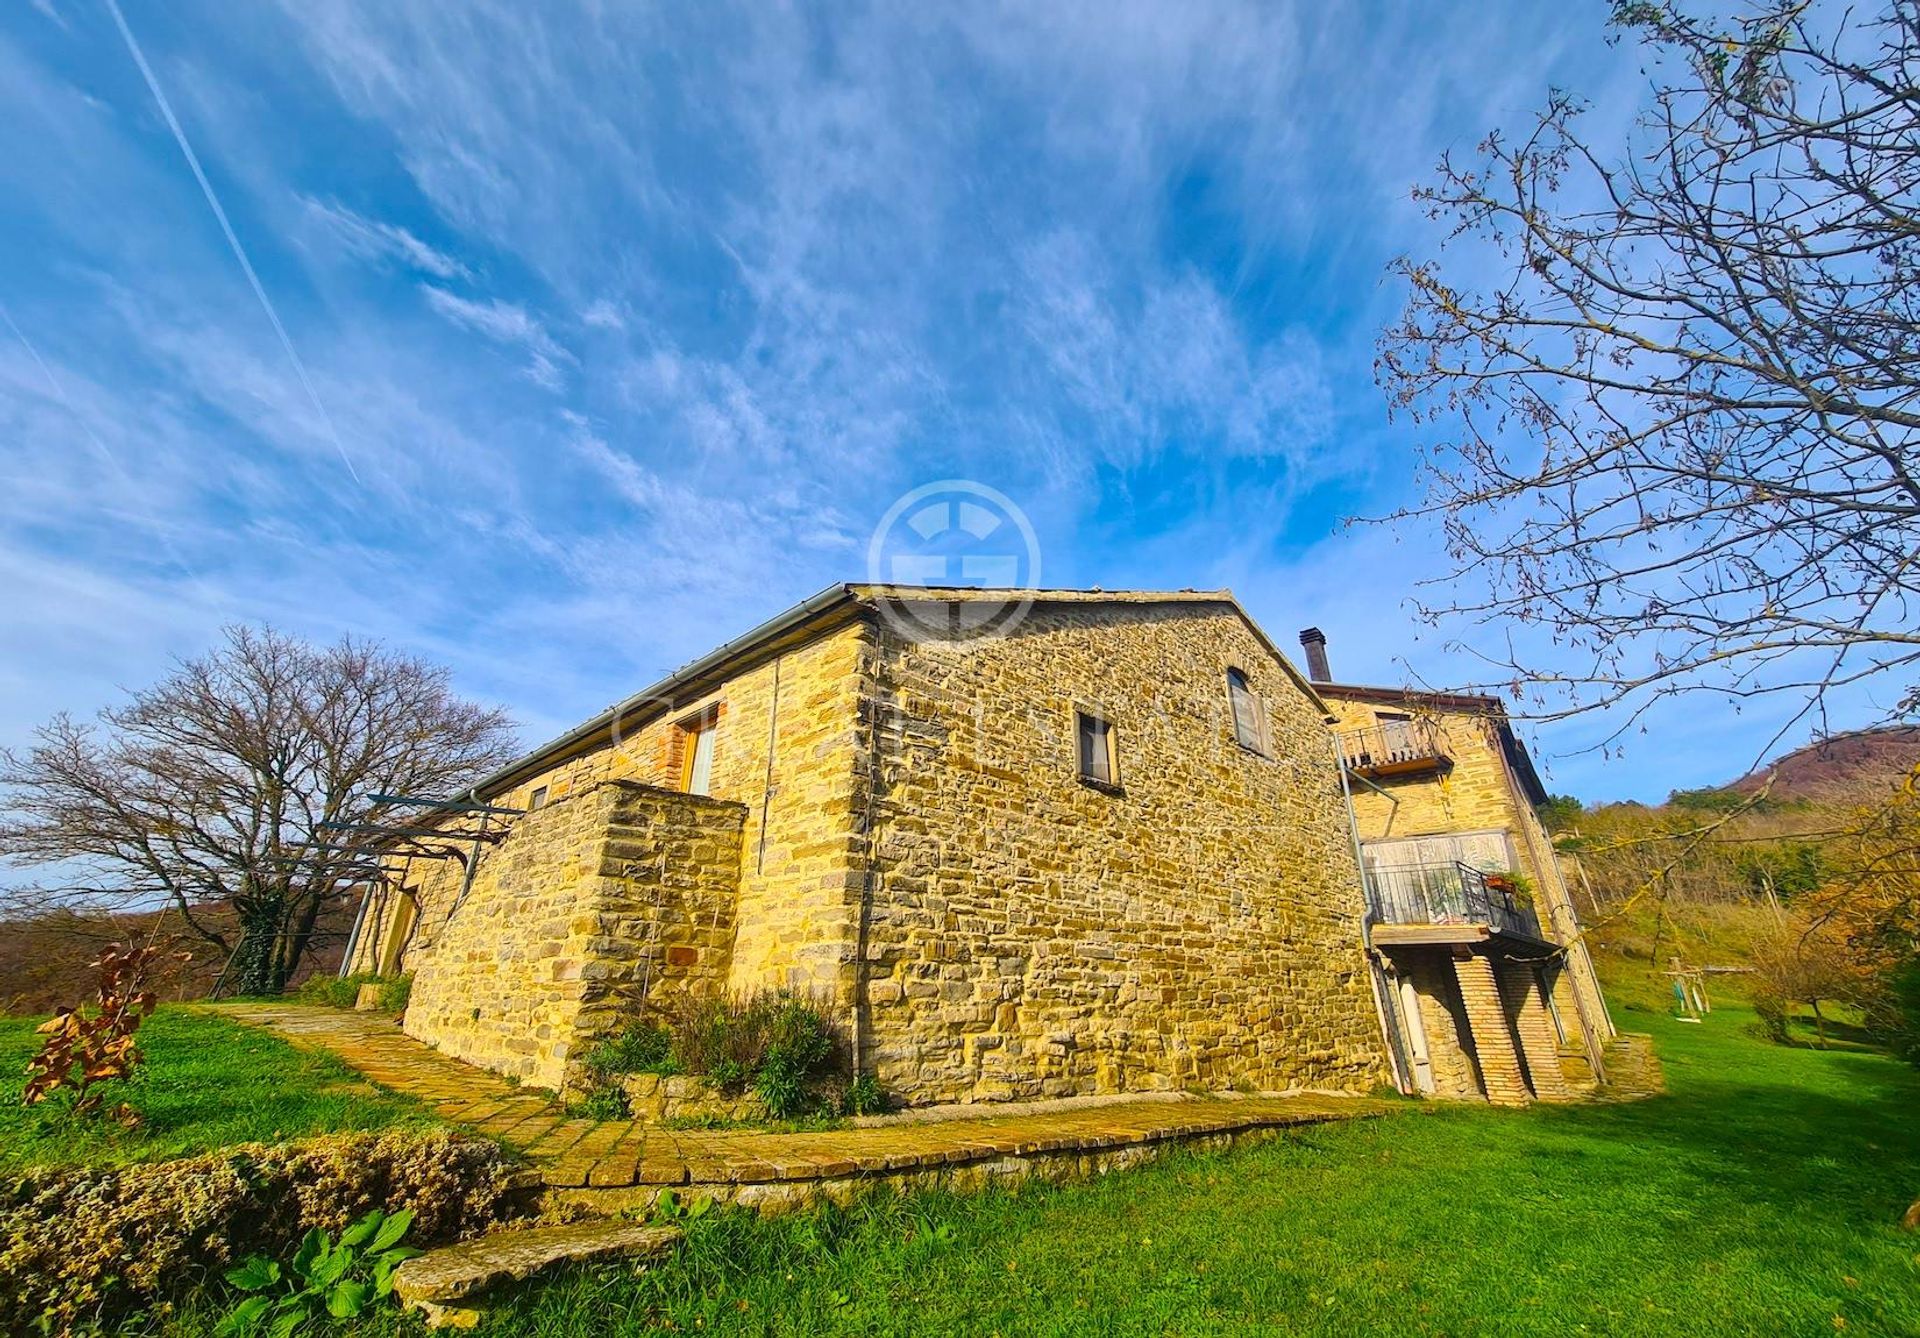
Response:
[[1723, 726, 1920, 805]]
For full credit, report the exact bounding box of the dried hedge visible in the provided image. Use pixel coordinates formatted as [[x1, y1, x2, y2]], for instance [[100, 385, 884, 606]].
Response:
[[0, 1128, 529, 1334]]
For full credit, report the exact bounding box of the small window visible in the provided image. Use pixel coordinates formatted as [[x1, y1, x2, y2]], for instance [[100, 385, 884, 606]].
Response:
[[680, 710, 717, 796], [1076, 710, 1119, 789], [1226, 668, 1268, 755], [528, 785, 549, 810]]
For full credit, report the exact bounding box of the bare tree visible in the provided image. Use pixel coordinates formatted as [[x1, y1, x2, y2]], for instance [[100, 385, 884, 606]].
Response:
[[0, 627, 517, 995], [1379, 0, 1920, 745]]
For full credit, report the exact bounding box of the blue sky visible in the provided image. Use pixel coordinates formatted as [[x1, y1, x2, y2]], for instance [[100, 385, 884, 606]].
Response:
[[0, 0, 1863, 803]]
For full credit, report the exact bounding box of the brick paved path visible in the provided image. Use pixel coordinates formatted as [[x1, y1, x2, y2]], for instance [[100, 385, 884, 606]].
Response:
[[218, 1004, 1387, 1192]]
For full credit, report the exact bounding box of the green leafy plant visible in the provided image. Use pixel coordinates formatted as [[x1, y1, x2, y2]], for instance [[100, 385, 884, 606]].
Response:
[[708, 1058, 749, 1093], [582, 1023, 677, 1078], [1481, 869, 1535, 904], [754, 997, 834, 1118], [568, 1084, 631, 1121], [650, 1188, 714, 1225], [842, 1074, 888, 1117], [669, 993, 779, 1078], [219, 1208, 421, 1335], [664, 990, 842, 1116]]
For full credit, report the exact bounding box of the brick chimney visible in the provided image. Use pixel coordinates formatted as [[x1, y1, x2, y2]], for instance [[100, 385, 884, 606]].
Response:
[[1299, 627, 1331, 683]]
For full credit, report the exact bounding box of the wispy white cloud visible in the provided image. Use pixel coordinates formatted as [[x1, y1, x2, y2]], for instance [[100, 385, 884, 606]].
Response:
[[300, 197, 470, 280], [420, 286, 575, 391], [579, 299, 625, 331], [0, 0, 1788, 805], [103, 0, 360, 484], [1013, 228, 1334, 471]]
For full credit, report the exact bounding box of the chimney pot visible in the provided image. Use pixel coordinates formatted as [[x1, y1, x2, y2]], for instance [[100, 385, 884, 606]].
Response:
[[1298, 627, 1331, 683]]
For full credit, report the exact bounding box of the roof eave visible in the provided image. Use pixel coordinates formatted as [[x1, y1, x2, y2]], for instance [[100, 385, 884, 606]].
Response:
[[465, 582, 860, 800]]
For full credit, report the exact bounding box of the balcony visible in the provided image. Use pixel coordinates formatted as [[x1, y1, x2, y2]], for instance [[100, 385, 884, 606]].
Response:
[[1364, 861, 1543, 941], [1338, 718, 1449, 779]]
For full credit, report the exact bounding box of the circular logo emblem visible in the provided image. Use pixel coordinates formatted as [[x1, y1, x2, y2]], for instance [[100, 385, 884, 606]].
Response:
[[866, 480, 1041, 645]]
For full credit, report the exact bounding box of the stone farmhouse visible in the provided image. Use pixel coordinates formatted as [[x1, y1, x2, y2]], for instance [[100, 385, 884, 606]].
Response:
[[342, 585, 1616, 1109]]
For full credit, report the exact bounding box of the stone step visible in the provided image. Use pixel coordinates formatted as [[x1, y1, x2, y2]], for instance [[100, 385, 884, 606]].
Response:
[[1596, 1033, 1665, 1099], [392, 1220, 682, 1328]]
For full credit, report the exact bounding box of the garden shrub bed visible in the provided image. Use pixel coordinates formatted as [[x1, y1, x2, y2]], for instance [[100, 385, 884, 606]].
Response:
[[0, 1128, 529, 1334], [577, 990, 886, 1121]]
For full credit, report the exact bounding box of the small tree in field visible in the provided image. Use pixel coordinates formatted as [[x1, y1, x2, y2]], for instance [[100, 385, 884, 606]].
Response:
[[0, 627, 516, 995], [1750, 923, 1859, 1046], [1380, 1, 1920, 741]]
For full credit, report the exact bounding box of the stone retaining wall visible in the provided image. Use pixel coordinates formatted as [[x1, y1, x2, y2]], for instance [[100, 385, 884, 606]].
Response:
[[549, 1114, 1378, 1219], [618, 1073, 766, 1124], [401, 782, 746, 1090]]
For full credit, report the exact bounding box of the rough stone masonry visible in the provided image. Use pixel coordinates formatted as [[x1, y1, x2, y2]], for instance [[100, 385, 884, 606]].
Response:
[[348, 589, 1405, 1101]]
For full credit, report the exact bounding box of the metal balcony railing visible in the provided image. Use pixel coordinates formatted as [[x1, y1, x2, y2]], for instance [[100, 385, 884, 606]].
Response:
[[1364, 861, 1543, 939], [1338, 718, 1449, 776]]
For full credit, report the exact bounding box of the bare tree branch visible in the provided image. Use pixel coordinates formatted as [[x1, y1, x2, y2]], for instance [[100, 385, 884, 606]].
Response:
[[1377, 1, 1920, 746]]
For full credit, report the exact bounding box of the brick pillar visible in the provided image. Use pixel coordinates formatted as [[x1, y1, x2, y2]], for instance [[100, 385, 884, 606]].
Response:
[[1451, 950, 1531, 1106], [1497, 959, 1573, 1101]]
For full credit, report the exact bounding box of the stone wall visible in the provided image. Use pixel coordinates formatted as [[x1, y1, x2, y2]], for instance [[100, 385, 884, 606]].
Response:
[[350, 619, 872, 1067], [344, 595, 1432, 1109], [397, 781, 745, 1090], [857, 601, 1392, 1105], [1324, 697, 1541, 872], [449, 618, 870, 1004]]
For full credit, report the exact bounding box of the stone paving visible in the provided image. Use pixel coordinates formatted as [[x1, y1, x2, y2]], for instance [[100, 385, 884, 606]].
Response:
[[218, 1004, 1389, 1193]]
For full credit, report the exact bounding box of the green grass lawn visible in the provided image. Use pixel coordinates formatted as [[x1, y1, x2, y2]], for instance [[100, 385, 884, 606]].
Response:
[[0, 1005, 441, 1174], [344, 1005, 1919, 1337]]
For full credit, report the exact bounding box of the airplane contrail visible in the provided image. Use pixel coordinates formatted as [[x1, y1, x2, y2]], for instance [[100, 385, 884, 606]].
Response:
[[103, 0, 360, 484]]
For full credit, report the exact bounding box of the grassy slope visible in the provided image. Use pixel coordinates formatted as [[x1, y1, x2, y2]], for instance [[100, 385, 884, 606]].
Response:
[[0, 1005, 440, 1174], [1580, 898, 1780, 1014], [380, 1008, 1920, 1338]]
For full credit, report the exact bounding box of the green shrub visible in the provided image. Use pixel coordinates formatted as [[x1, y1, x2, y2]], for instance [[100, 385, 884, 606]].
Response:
[[708, 1058, 750, 1094], [568, 1085, 632, 1121], [380, 974, 413, 1014], [292, 975, 363, 1009], [0, 1128, 524, 1333], [755, 997, 835, 1119], [292, 973, 412, 1013], [843, 1074, 888, 1117], [669, 992, 779, 1079], [664, 991, 843, 1118], [1752, 991, 1791, 1044], [1872, 958, 1920, 1066], [583, 1023, 677, 1079]]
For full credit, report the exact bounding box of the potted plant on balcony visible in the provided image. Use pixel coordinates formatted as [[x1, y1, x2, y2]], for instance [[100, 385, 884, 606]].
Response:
[[1482, 869, 1535, 906]]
